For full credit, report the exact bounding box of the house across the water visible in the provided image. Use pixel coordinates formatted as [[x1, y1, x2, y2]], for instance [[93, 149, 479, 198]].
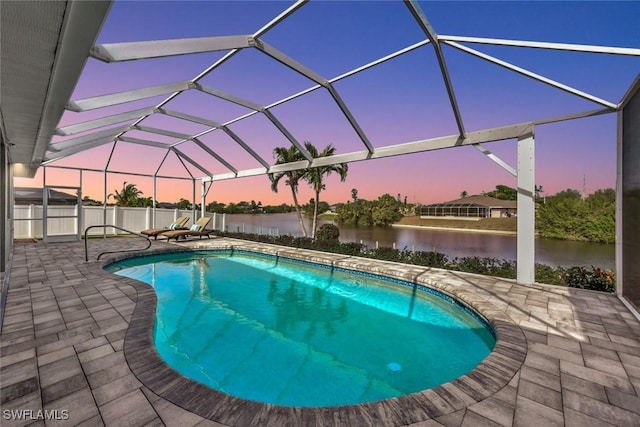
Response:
[[420, 195, 517, 219]]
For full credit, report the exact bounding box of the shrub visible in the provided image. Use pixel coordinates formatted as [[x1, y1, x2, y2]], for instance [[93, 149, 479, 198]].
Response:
[[407, 250, 448, 269], [366, 247, 403, 262], [216, 231, 615, 292], [316, 224, 340, 241], [565, 266, 615, 293], [334, 242, 365, 256], [535, 264, 566, 286]]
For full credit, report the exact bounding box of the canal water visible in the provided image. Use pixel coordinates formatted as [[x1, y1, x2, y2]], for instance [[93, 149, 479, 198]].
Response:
[[219, 213, 615, 269]]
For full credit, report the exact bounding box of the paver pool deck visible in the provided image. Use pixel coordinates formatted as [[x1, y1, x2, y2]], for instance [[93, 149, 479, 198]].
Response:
[[1, 237, 639, 426]]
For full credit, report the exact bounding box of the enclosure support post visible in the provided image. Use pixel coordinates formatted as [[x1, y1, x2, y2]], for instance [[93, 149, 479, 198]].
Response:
[[77, 170, 83, 238], [517, 131, 535, 285], [616, 109, 624, 298], [201, 180, 206, 219], [192, 179, 196, 222], [42, 167, 48, 242], [103, 171, 107, 239], [152, 175, 157, 229]]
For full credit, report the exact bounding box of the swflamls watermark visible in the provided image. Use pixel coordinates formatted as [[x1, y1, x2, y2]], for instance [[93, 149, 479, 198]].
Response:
[[2, 409, 69, 421]]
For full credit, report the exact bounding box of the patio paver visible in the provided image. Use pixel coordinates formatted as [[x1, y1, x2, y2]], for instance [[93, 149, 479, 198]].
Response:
[[0, 237, 639, 426]]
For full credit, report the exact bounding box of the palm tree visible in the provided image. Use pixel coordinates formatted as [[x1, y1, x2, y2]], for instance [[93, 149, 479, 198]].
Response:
[[109, 182, 142, 207], [304, 141, 348, 239], [460, 190, 468, 198], [136, 196, 155, 208], [269, 145, 309, 237]]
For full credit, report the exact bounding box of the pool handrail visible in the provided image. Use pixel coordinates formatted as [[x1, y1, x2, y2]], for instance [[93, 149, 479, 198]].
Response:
[[84, 225, 152, 262]]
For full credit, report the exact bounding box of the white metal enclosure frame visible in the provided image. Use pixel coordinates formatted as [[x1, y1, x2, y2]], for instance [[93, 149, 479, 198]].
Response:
[[16, 0, 640, 285]]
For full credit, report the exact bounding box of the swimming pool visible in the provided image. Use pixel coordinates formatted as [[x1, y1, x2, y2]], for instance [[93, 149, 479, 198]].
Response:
[[107, 250, 495, 407]]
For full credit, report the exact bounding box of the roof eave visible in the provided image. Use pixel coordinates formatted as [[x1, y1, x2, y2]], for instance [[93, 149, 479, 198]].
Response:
[[26, 0, 112, 177]]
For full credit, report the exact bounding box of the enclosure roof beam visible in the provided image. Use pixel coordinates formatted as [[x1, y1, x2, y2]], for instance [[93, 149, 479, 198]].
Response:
[[533, 108, 613, 126], [165, 91, 312, 161], [444, 41, 617, 109], [202, 121, 533, 182], [220, 127, 270, 169], [104, 140, 117, 171], [49, 124, 130, 151], [253, 39, 328, 86], [159, 108, 221, 128], [191, 137, 238, 174], [405, 0, 466, 137], [473, 144, 517, 177], [66, 81, 193, 112], [91, 35, 254, 62], [155, 150, 171, 176], [55, 107, 156, 136], [42, 164, 190, 180], [331, 40, 430, 83], [267, 160, 311, 175], [619, 74, 640, 109], [311, 122, 533, 165], [194, 83, 264, 112], [187, 0, 308, 83], [172, 147, 213, 177], [253, 0, 308, 38], [44, 137, 116, 162], [253, 40, 373, 153], [236, 167, 269, 178], [160, 117, 270, 169], [439, 35, 640, 56], [265, 85, 322, 110], [173, 150, 195, 179], [309, 122, 531, 167], [263, 40, 431, 110], [134, 125, 192, 140], [117, 136, 170, 149], [262, 110, 313, 161], [326, 85, 374, 153]]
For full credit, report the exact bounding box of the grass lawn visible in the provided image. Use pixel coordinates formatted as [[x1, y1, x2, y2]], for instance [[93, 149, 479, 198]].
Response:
[[396, 216, 517, 232]]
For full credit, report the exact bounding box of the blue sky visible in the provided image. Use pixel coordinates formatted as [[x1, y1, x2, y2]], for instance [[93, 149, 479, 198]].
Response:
[[19, 1, 640, 205]]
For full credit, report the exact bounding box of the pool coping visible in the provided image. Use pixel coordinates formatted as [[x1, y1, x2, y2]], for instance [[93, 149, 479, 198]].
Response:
[[100, 242, 527, 426]]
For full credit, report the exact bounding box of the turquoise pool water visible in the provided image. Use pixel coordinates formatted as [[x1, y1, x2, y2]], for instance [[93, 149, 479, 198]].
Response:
[[107, 251, 495, 407]]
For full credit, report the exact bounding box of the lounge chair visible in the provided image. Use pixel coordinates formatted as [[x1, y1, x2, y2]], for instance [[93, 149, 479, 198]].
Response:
[[141, 216, 190, 240], [161, 216, 215, 241]]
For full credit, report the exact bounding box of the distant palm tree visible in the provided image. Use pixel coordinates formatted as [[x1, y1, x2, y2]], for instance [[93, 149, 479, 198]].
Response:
[[304, 141, 348, 239], [269, 145, 309, 237], [460, 190, 468, 198], [109, 182, 142, 207], [351, 188, 358, 204]]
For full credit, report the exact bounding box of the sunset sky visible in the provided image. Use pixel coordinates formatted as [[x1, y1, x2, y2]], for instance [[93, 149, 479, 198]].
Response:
[[15, 1, 640, 206]]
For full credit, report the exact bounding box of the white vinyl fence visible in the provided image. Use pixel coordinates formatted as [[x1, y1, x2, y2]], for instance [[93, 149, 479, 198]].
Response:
[[224, 222, 280, 236], [13, 206, 201, 239]]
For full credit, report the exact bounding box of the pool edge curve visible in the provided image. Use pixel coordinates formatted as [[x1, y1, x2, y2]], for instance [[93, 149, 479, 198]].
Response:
[[102, 243, 527, 426]]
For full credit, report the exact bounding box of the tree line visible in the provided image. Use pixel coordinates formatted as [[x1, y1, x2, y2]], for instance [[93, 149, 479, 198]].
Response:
[[334, 194, 405, 226], [463, 184, 616, 244], [104, 178, 615, 244], [536, 188, 615, 244]]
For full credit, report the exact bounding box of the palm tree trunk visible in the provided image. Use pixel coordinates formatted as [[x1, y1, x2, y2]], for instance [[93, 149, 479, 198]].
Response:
[[290, 187, 307, 237], [312, 189, 320, 239]]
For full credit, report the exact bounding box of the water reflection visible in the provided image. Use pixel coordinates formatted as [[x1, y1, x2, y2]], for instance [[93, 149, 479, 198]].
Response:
[[267, 278, 348, 338], [223, 213, 615, 268]]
